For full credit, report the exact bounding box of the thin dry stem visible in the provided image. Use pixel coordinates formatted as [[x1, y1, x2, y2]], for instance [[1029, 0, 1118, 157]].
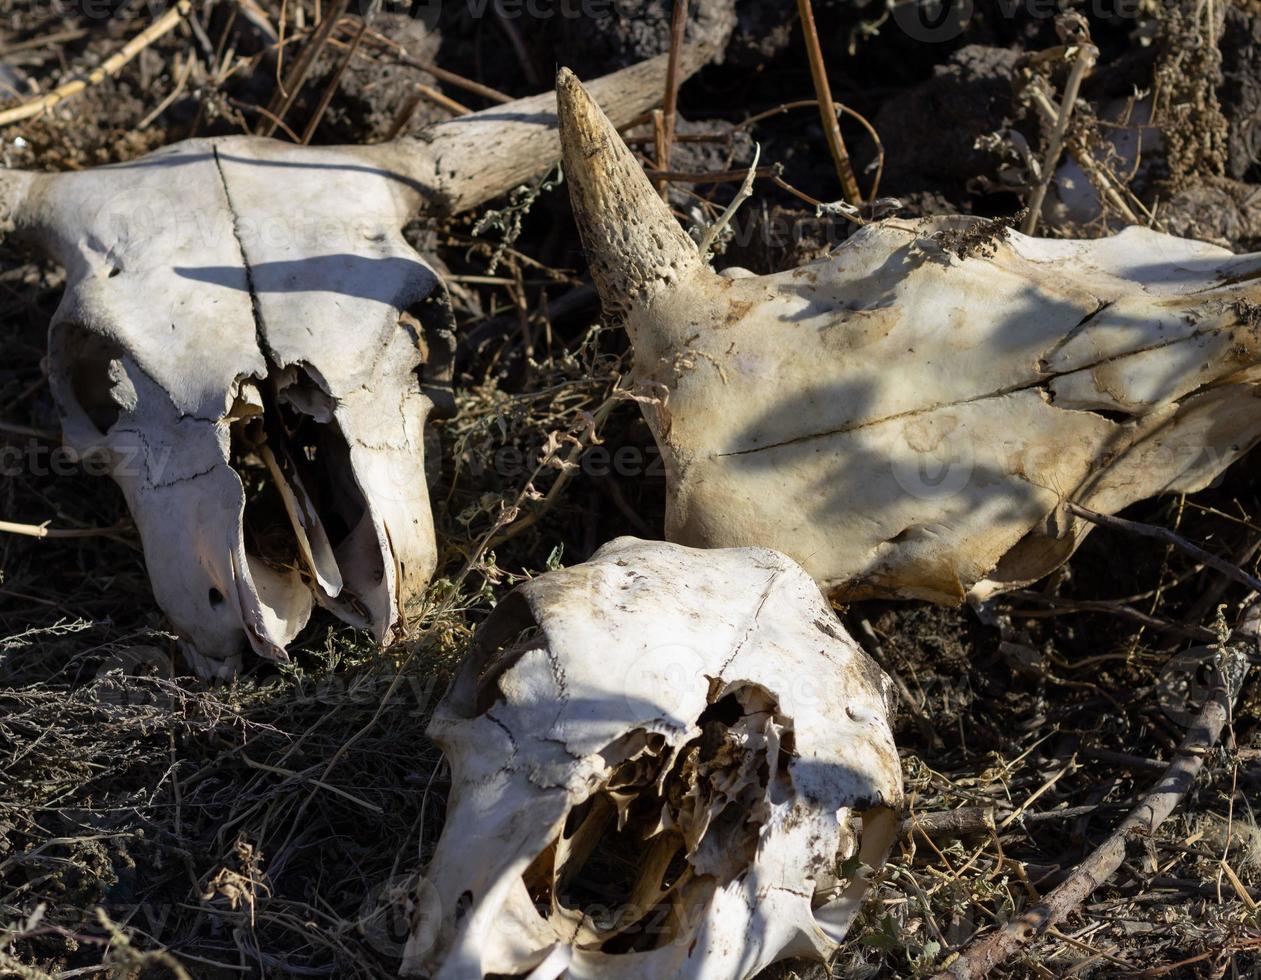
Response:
[[937, 604, 1257, 978], [257, 0, 348, 138], [1069, 502, 1261, 594], [655, 0, 689, 199], [299, 18, 366, 144], [1022, 34, 1099, 235], [796, 0, 862, 204], [0, 1, 192, 126]]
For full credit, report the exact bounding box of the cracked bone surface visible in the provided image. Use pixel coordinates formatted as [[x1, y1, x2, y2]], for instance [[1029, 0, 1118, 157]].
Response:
[[557, 68, 1261, 606], [0, 50, 710, 678], [401, 537, 902, 980]]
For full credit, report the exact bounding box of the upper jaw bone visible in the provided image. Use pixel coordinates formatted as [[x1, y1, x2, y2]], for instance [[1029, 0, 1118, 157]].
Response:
[[1, 49, 714, 677], [556, 68, 1261, 606]]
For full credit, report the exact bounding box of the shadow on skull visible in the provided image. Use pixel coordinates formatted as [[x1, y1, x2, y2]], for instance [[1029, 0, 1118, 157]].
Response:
[[556, 67, 1261, 613]]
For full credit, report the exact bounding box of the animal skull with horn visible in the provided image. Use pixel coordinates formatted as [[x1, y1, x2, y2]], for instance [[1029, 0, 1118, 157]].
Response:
[[0, 50, 709, 678], [557, 68, 1261, 607], [402, 537, 903, 980]]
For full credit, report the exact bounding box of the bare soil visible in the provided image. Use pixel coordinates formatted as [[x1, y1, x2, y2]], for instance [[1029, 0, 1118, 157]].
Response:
[[1, 1, 1259, 977]]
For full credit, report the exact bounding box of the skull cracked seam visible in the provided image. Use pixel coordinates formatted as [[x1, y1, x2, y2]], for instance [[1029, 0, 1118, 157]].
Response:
[[403, 537, 903, 980], [556, 67, 1261, 608], [0, 48, 712, 679]]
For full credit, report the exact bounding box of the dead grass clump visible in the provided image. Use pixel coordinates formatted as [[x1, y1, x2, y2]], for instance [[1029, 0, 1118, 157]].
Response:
[[1, 1, 1260, 977], [1154, 0, 1232, 191]]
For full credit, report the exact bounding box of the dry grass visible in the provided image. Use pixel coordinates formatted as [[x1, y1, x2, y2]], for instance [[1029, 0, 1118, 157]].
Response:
[[1, 2, 1260, 977]]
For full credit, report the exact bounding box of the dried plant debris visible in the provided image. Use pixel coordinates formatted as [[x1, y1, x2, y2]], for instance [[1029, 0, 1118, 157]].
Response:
[[932, 211, 1025, 259], [1153, 0, 1231, 191]]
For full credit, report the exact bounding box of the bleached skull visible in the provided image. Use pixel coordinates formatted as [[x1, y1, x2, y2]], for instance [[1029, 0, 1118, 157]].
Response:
[[403, 537, 903, 979], [557, 68, 1261, 606], [0, 50, 708, 678]]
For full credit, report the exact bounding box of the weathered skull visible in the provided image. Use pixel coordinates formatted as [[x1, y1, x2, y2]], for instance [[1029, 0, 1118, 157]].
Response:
[[558, 69, 1261, 607], [0, 50, 708, 677], [403, 537, 903, 979]]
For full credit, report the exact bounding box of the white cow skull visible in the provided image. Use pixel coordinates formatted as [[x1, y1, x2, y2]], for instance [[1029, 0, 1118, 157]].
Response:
[[0, 51, 708, 678], [403, 537, 903, 979], [557, 69, 1261, 606]]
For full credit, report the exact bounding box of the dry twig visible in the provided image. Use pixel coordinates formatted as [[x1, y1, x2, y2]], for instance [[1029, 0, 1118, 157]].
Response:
[[1068, 502, 1261, 594], [796, 0, 862, 204], [935, 604, 1257, 978], [1021, 15, 1099, 235], [0, 519, 125, 540], [257, 0, 348, 138], [645, 164, 780, 183], [0, 2, 193, 126], [699, 144, 761, 259], [734, 97, 884, 199], [655, 0, 689, 199], [373, 40, 513, 104], [299, 18, 366, 143]]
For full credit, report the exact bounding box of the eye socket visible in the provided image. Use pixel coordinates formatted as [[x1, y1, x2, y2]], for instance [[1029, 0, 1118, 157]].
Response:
[[208, 588, 225, 608], [402, 290, 456, 420], [54, 324, 130, 435]]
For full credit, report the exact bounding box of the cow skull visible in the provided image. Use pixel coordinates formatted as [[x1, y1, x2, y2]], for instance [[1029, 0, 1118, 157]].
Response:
[[557, 69, 1261, 606], [402, 537, 903, 979], [0, 50, 709, 678]]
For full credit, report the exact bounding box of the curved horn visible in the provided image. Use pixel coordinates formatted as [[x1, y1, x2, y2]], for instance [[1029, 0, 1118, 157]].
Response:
[[0, 169, 52, 238], [372, 44, 716, 218], [556, 67, 704, 318]]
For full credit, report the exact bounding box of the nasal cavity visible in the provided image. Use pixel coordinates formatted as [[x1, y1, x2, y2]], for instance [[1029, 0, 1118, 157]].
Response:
[[56, 324, 130, 435], [402, 291, 456, 420]]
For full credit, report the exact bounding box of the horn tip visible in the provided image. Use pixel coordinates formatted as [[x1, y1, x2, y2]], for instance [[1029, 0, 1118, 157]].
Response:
[[0, 168, 44, 237], [555, 68, 601, 143], [556, 61, 702, 317]]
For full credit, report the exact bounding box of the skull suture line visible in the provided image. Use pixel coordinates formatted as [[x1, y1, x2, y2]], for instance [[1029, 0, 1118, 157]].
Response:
[[402, 537, 903, 980], [557, 68, 1261, 607], [0, 50, 710, 678]]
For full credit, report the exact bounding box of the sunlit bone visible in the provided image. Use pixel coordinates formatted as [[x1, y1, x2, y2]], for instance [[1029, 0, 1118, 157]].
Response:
[[402, 537, 903, 980], [558, 68, 1261, 606], [0, 49, 710, 677]]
